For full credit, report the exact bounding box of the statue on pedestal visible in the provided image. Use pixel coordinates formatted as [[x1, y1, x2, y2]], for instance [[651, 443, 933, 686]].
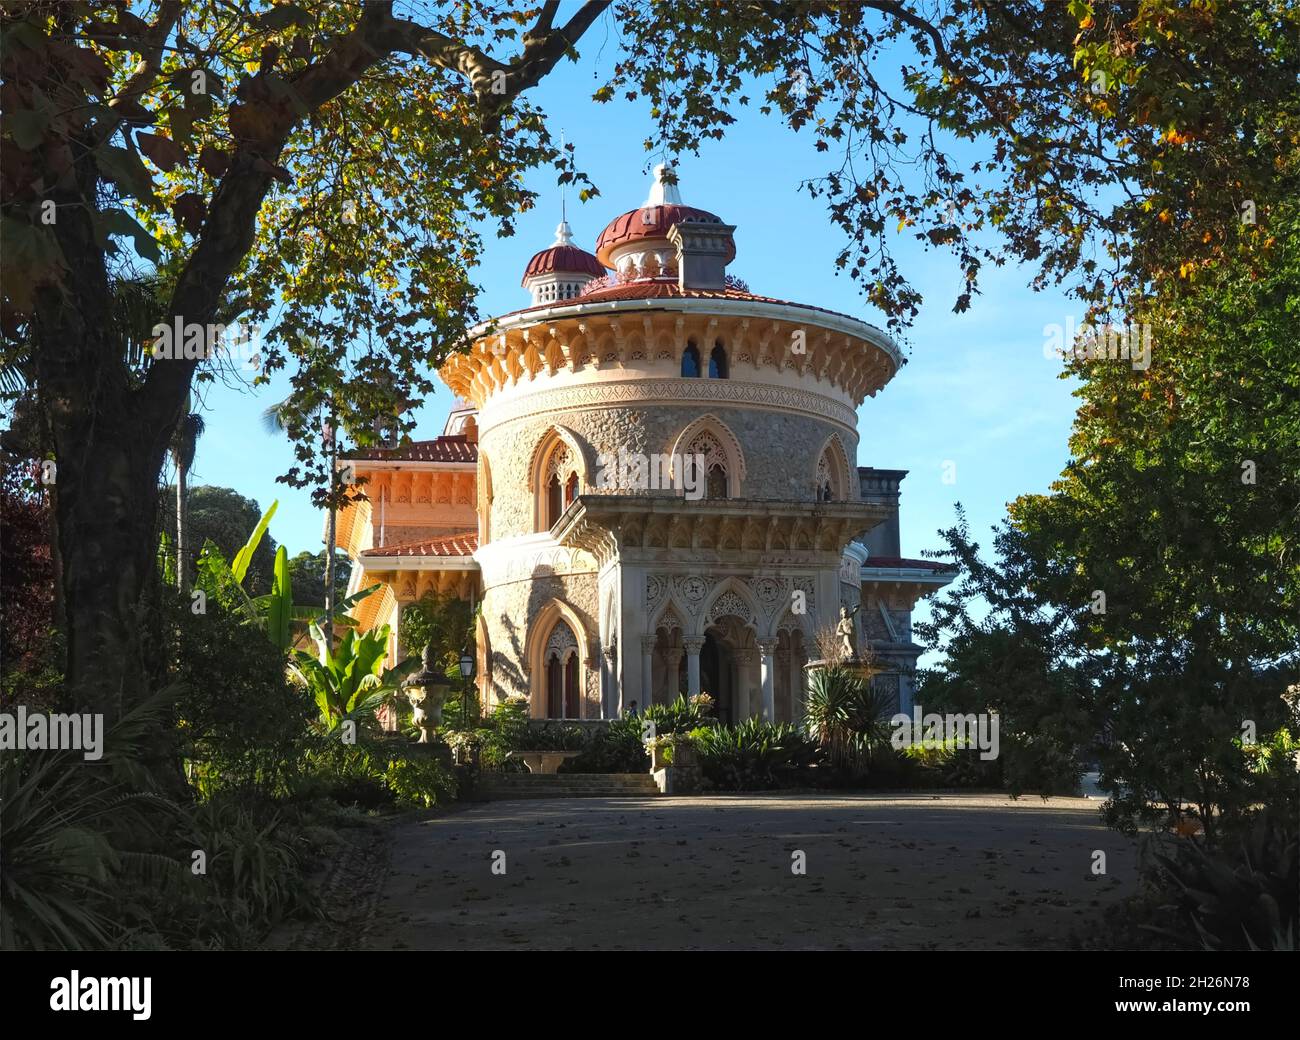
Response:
[[836, 604, 861, 661]]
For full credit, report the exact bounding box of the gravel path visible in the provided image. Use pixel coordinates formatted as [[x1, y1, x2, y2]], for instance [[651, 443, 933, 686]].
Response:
[[362, 792, 1137, 951]]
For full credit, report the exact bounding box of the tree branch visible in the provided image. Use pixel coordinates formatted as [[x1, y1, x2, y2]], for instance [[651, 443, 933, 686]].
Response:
[[95, 0, 182, 147]]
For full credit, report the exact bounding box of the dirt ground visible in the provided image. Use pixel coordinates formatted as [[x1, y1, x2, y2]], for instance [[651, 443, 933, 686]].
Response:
[[355, 792, 1137, 951]]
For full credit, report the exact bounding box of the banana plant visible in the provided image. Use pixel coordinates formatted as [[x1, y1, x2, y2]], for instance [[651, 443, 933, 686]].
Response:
[[195, 500, 379, 651], [291, 623, 417, 733]]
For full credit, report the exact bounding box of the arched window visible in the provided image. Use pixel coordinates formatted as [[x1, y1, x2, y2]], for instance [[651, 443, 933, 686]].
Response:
[[708, 341, 728, 379], [537, 438, 580, 531], [707, 465, 729, 499], [681, 341, 701, 377], [546, 473, 563, 528], [687, 430, 731, 500], [544, 619, 580, 719], [815, 439, 848, 502]]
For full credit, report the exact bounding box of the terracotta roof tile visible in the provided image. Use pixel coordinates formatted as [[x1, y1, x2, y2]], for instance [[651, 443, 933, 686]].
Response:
[[492, 279, 889, 339], [344, 434, 477, 464], [595, 204, 734, 267], [522, 244, 605, 283], [361, 531, 478, 558]]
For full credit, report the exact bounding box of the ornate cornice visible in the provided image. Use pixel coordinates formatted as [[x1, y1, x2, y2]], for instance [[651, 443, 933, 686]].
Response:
[[478, 378, 857, 437]]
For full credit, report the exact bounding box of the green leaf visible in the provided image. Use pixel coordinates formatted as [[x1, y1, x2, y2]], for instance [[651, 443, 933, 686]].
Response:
[[265, 544, 292, 650], [231, 500, 277, 585], [97, 208, 161, 263], [8, 109, 49, 150], [93, 144, 154, 201]]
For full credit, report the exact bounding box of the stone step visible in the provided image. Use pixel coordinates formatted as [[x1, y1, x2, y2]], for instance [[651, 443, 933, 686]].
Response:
[[476, 772, 660, 800]]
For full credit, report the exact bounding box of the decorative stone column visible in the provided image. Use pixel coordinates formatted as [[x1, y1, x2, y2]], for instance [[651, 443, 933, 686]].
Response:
[[758, 640, 776, 722], [602, 641, 618, 714], [775, 646, 790, 723], [640, 636, 656, 710], [664, 647, 684, 702], [684, 637, 705, 698], [787, 646, 804, 724], [733, 648, 755, 720]]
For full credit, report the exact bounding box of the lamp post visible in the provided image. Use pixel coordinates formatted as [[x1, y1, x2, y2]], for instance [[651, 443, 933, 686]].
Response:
[[458, 648, 475, 725]]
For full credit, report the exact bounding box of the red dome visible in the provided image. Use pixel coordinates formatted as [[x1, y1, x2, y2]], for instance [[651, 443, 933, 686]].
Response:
[[521, 243, 605, 286], [595, 204, 735, 268]]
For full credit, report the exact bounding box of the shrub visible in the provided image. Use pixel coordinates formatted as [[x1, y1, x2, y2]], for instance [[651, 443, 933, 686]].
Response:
[[167, 593, 312, 797], [512, 721, 588, 750], [561, 717, 649, 773], [292, 735, 459, 812], [690, 718, 819, 790], [383, 754, 459, 809], [643, 693, 717, 735], [899, 736, 1003, 789], [803, 666, 893, 773], [1147, 808, 1298, 951]]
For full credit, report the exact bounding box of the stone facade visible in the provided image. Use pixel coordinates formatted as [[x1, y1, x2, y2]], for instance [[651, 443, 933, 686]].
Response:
[[337, 170, 954, 724]]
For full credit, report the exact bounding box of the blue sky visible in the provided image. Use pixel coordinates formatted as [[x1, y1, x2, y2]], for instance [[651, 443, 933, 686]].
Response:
[[190, 36, 1081, 583]]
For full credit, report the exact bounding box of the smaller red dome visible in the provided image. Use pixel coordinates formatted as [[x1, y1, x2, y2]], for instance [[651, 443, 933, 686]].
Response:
[[595, 204, 734, 268], [521, 243, 605, 286]]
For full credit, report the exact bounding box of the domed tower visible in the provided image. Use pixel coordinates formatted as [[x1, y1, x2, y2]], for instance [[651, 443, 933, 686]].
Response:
[[521, 221, 605, 305], [435, 165, 950, 725]]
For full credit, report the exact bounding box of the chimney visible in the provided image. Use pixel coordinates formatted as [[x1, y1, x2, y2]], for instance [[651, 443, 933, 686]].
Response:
[[857, 467, 906, 556], [668, 219, 736, 291]]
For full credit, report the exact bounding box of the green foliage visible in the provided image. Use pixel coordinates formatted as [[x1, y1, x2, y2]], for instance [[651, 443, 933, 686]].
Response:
[[899, 735, 1004, 790], [291, 622, 415, 734], [397, 590, 474, 681], [510, 721, 588, 751], [0, 752, 166, 950], [0, 747, 328, 951], [560, 717, 650, 774], [161, 486, 279, 595], [166, 796, 321, 947], [293, 735, 458, 812], [920, 202, 1300, 826], [382, 754, 459, 810], [195, 498, 378, 652], [803, 666, 894, 773], [643, 693, 717, 736], [167, 590, 312, 797], [1147, 808, 1298, 952], [287, 548, 352, 609], [689, 718, 819, 791]]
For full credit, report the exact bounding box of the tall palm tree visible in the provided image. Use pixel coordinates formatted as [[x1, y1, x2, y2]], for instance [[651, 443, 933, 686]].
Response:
[[169, 399, 205, 591]]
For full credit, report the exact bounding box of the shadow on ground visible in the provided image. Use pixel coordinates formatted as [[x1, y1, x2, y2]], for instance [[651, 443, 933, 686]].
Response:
[[359, 792, 1135, 951]]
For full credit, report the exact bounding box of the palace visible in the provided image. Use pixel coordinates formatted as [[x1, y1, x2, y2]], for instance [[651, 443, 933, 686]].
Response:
[[335, 167, 954, 723]]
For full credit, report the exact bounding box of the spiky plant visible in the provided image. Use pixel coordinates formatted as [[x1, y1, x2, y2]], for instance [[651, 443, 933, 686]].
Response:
[[803, 665, 894, 772]]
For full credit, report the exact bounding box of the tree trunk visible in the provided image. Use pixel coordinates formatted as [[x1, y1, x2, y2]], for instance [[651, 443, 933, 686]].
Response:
[[323, 432, 337, 647], [176, 462, 187, 592], [52, 409, 169, 721]]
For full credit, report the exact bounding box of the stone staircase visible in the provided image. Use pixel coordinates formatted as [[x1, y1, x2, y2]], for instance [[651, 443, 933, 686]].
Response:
[[474, 772, 660, 800]]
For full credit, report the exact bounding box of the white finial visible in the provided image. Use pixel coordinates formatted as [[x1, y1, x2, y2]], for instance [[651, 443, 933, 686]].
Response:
[[645, 163, 683, 207], [552, 220, 574, 246]]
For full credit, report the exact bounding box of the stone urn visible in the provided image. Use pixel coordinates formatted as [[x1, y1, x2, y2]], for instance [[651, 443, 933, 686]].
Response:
[[402, 642, 450, 743]]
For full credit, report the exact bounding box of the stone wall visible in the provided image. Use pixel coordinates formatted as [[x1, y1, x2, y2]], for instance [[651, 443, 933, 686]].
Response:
[[479, 400, 857, 542], [480, 563, 600, 716]]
